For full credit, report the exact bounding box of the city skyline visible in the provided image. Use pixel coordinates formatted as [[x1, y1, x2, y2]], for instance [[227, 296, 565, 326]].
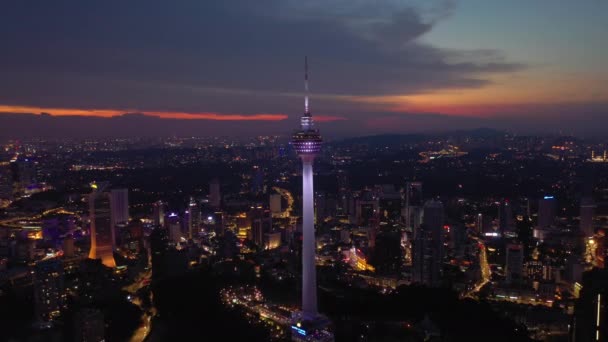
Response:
[[1, 1, 607, 137]]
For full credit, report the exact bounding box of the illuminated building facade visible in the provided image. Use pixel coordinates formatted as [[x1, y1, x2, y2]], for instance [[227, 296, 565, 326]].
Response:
[[88, 182, 117, 268], [110, 188, 129, 242], [290, 57, 333, 341]]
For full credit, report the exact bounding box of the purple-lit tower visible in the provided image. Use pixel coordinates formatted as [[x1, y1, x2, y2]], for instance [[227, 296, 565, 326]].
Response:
[[291, 58, 333, 342]]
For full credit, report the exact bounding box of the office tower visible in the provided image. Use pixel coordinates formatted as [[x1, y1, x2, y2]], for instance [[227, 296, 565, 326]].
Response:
[[404, 181, 423, 236], [73, 308, 105, 342], [209, 178, 221, 208], [251, 166, 265, 194], [580, 197, 596, 237], [413, 200, 444, 287], [290, 57, 333, 341], [371, 232, 402, 275], [355, 195, 379, 226], [498, 200, 514, 235], [377, 184, 402, 220], [13, 156, 36, 192], [166, 213, 182, 244], [110, 188, 128, 251], [88, 182, 117, 268], [505, 243, 524, 284], [110, 188, 129, 230], [186, 197, 201, 239], [538, 195, 557, 229], [33, 258, 65, 323], [251, 208, 272, 248], [572, 268, 608, 341], [153, 200, 165, 227], [270, 193, 282, 214]]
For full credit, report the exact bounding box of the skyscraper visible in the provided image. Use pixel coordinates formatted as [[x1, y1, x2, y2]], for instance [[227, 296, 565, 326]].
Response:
[[505, 243, 524, 284], [403, 181, 423, 236], [33, 258, 65, 324], [153, 200, 165, 227], [538, 195, 557, 229], [209, 179, 221, 208], [251, 208, 272, 248], [186, 197, 201, 239], [572, 268, 608, 341], [110, 188, 129, 249], [88, 182, 117, 268], [580, 197, 596, 237], [413, 200, 444, 287], [290, 57, 333, 341], [498, 200, 514, 235]]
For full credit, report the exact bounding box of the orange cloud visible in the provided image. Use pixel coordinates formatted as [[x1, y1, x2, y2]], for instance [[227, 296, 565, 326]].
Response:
[[0, 105, 288, 121]]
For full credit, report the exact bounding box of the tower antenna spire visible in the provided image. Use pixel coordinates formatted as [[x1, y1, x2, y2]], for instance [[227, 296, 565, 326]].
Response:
[[304, 56, 309, 115]]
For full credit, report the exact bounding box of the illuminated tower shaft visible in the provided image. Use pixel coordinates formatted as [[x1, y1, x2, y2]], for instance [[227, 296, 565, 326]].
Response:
[[301, 155, 317, 316], [292, 57, 322, 318]]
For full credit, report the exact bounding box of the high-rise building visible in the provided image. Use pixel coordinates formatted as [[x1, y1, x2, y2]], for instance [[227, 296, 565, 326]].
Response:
[[290, 57, 333, 341], [166, 213, 182, 244], [403, 182, 423, 236], [153, 200, 165, 227], [270, 193, 282, 214], [110, 188, 129, 229], [498, 200, 514, 235], [88, 182, 117, 268], [572, 268, 608, 341], [186, 197, 201, 239], [505, 243, 524, 284], [580, 197, 596, 238], [33, 258, 65, 323], [251, 208, 272, 248], [209, 178, 221, 208], [355, 196, 379, 226], [413, 200, 444, 287], [377, 184, 402, 220], [538, 195, 557, 229], [13, 156, 36, 193], [110, 188, 129, 250]]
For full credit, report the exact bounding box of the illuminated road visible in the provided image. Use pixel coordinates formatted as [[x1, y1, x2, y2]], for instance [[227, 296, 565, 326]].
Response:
[[0, 207, 78, 228], [465, 236, 491, 298], [125, 269, 155, 342]]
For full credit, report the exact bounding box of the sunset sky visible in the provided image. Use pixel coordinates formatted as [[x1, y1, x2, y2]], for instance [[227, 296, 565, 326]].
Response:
[[0, 1, 606, 137]]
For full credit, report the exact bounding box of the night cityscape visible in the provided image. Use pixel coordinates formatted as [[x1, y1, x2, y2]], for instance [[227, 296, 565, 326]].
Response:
[[1, 2, 608, 342]]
